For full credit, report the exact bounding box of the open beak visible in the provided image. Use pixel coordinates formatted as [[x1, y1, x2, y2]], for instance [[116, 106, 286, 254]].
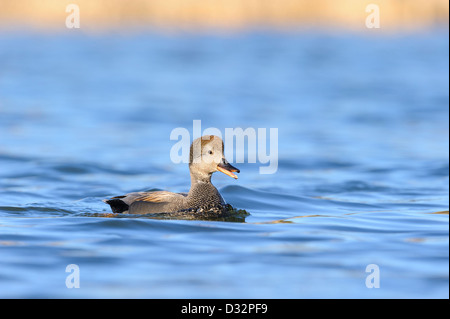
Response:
[[217, 158, 240, 179]]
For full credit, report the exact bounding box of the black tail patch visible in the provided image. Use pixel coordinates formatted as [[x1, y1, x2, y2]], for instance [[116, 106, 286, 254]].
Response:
[[104, 198, 129, 214]]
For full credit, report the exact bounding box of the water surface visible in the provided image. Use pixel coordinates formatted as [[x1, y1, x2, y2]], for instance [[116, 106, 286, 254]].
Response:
[[0, 30, 448, 298]]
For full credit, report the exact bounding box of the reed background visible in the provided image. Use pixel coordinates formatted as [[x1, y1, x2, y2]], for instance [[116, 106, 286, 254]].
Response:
[[0, 0, 448, 31]]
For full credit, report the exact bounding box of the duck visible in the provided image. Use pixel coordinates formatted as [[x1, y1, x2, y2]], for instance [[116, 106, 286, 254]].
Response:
[[103, 135, 240, 215]]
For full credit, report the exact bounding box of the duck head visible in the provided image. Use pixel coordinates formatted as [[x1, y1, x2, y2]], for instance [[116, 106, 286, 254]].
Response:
[[189, 135, 240, 181]]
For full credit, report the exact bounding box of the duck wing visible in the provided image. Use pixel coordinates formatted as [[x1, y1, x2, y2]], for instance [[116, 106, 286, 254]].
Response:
[[103, 191, 186, 214]]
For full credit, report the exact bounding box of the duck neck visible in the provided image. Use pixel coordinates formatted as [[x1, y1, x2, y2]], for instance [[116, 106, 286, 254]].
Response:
[[187, 174, 224, 207]]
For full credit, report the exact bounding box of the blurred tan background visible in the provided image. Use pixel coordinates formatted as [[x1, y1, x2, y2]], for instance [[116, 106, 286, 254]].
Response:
[[0, 0, 448, 31]]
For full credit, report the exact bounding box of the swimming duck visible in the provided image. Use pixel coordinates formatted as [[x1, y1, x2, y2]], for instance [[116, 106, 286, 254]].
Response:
[[103, 135, 240, 214]]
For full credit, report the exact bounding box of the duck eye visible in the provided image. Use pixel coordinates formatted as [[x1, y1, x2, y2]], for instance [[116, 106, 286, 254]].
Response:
[[208, 150, 213, 155]]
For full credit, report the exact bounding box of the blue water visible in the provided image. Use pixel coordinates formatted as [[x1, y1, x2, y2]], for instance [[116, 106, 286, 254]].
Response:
[[0, 30, 448, 298]]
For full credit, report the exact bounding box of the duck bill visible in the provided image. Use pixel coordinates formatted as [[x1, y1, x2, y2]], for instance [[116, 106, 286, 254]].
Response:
[[217, 160, 240, 179]]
